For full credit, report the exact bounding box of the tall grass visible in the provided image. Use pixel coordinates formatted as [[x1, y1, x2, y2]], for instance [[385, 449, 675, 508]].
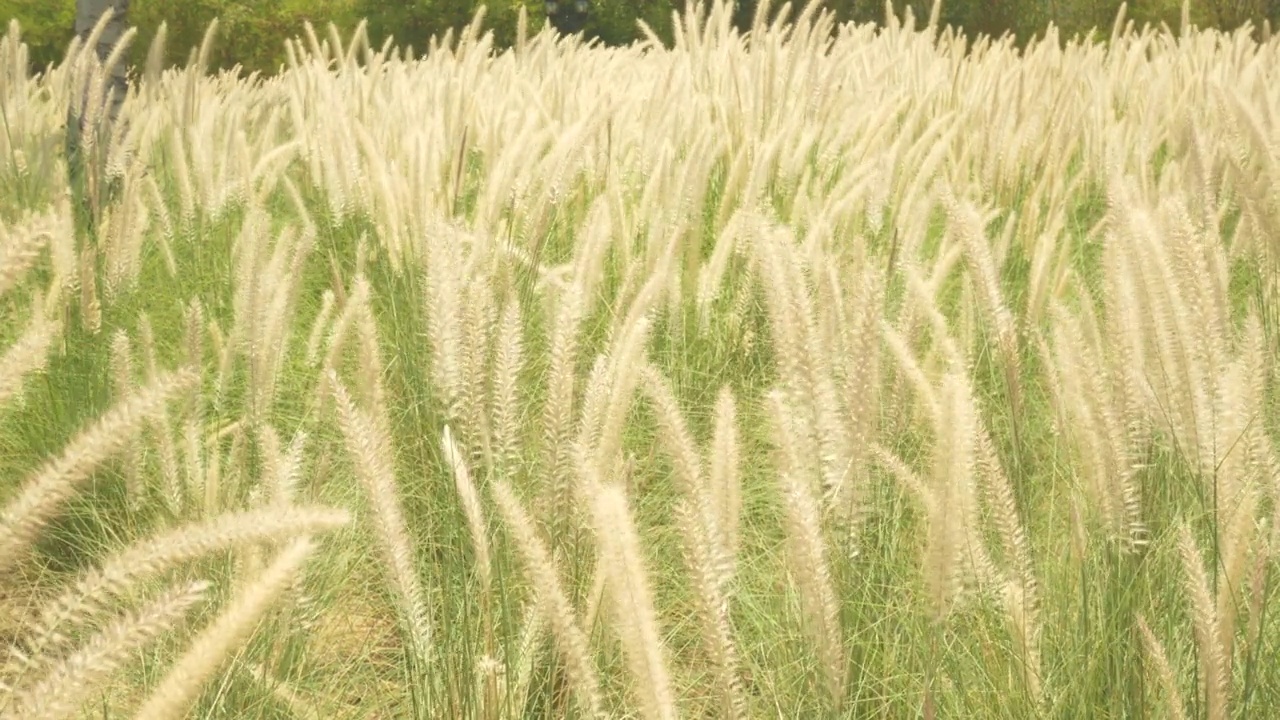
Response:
[[2, 0, 1280, 717]]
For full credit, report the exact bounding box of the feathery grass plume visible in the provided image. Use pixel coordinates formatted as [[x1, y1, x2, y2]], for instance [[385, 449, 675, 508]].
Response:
[[132, 537, 319, 720], [751, 219, 853, 514], [258, 222, 314, 418], [347, 274, 396, 449], [0, 368, 197, 575], [881, 317, 942, 427], [489, 477, 603, 718], [999, 576, 1041, 705], [182, 299, 204, 372], [1204, 318, 1271, 666], [106, 330, 142, 506], [1212, 466, 1260, 669], [974, 424, 1041, 702], [1045, 303, 1146, 550], [304, 289, 336, 366], [1177, 523, 1229, 720], [43, 204, 77, 297], [672, 497, 747, 719], [99, 179, 150, 298], [227, 203, 293, 420], [708, 387, 742, 568], [766, 390, 845, 709], [1100, 180, 1216, 471], [747, 239, 829, 504], [459, 271, 498, 456], [0, 302, 58, 409], [7, 505, 350, 686], [315, 275, 364, 405], [876, 365, 996, 619], [1241, 525, 1271, 677], [902, 264, 964, 371], [559, 354, 611, 517], [137, 314, 185, 514], [328, 374, 433, 673], [0, 214, 49, 299], [276, 431, 308, 506], [424, 224, 466, 421], [588, 481, 678, 720], [208, 316, 234, 408], [830, 266, 883, 531], [695, 209, 749, 328], [77, 242, 101, 334], [1022, 222, 1071, 329], [880, 264, 958, 437], [180, 415, 205, 516], [143, 21, 167, 94], [582, 294, 656, 485], [167, 124, 196, 225], [506, 598, 545, 718], [490, 299, 525, 479], [441, 423, 497, 711], [180, 303, 206, 505], [443, 425, 492, 595], [930, 369, 999, 602], [876, 274, 1002, 711], [1136, 614, 1189, 720], [539, 280, 587, 534], [1, 581, 209, 720], [640, 363, 744, 716], [257, 430, 318, 626], [1216, 86, 1280, 260], [941, 188, 1023, 439], [136, 312, 160, 380], [202, 424, 225, 514], [639, 363, 705, 502], [257, 424, 307, 506]]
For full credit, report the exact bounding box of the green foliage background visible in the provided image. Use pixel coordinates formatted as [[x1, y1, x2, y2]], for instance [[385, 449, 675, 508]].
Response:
[[0, 0, 1276, 77]]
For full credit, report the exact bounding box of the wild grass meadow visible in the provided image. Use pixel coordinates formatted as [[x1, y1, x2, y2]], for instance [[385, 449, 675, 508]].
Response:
[[2, 1, 1280, 717]]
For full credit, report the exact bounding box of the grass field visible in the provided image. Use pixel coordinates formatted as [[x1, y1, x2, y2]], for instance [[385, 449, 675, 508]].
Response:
[[3, 1, 1280, 717]]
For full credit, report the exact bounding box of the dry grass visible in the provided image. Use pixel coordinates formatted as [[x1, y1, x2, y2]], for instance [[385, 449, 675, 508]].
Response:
[[2, 0, 1280, 717]]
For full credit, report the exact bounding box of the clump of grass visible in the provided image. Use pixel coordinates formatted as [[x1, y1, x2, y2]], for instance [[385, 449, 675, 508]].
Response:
[[3, 2, 1280, 718]]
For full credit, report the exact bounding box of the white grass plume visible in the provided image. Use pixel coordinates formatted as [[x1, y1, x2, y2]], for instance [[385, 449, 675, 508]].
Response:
[[489, 299, 525, 479], [0, 303, 59, 409], [588, 481, 678, 720], [0, 368, 199, 576], [8, 506, 350, 686], [490, 477, 604, 717], [708, 387, 742, 568], [328, 374, 434, 672], [2, 581, 209, 720], [767, 391, 846, 708], [0, 212, 50, 299], [131, 537, 320, 720], [1136, 614, 1189, 720], [1177, 523, 1228, 720]]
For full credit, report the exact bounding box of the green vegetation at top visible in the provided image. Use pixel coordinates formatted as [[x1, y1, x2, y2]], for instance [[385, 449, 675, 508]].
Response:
[[0, 0, 1276, 78], [3, 2, 1280, 719]]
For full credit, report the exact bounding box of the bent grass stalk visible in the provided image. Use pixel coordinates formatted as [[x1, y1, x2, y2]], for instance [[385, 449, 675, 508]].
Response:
[[1, 4, 1279, 718]]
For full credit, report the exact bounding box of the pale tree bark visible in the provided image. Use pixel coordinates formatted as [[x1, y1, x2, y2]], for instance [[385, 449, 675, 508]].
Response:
[[67, 0, 129, 226], [76, 0, 131, 127], [67, 0, 130, 164]]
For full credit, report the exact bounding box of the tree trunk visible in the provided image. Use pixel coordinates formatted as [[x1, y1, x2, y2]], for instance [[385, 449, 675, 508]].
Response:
[[67, 0, 130, 235], [75, 0, 130, 125], [68, 0, 130, 160]]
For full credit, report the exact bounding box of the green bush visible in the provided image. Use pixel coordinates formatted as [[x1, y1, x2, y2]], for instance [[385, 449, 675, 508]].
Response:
[[1, 0, 1278, 78], [0, 0, 75, 73]]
